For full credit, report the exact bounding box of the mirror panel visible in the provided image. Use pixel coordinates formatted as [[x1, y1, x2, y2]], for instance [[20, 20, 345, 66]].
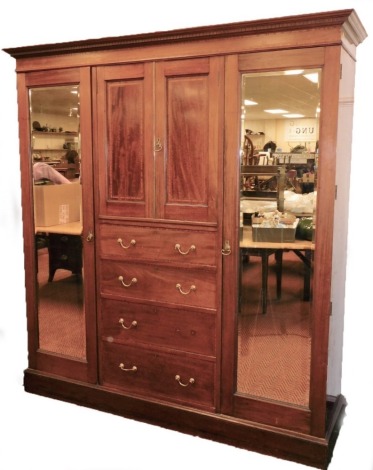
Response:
[[237, 69, 320, 407], [30, 85, 85, 359]]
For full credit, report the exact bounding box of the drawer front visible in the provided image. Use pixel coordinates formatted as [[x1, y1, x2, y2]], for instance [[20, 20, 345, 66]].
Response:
[[100, 260, 217, 309], [100, 342, 215, 409], [99, 224, 217, 266], [100, 299, 216, 356]]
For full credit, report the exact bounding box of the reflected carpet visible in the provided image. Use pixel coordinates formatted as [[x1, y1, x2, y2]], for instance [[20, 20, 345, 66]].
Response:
[[37, 248, 86, 358], [237, 251, 312, 407]]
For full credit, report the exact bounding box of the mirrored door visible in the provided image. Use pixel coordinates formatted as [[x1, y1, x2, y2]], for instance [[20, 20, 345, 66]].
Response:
[[221, 51, 326, 433], [22, 68, 96, 382], [30, 85, 85, 359], [237, 69, 320, 407]]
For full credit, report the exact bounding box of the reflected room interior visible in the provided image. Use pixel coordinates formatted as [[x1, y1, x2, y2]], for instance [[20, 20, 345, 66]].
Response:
[[30, 85, 85, 359], [237, 69, 320, 407]]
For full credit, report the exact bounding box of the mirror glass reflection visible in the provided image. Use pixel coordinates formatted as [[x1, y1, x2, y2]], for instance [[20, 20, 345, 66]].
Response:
[[30, 85, 85, 359], [237, 69, 320, 406]]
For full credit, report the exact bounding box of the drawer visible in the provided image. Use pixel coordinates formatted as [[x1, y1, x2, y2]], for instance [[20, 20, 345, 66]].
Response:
[[100, 299, 216, 356], [100, 342, 216, 410], [100, 260, 217, 309], [99, 224, 217, 266]]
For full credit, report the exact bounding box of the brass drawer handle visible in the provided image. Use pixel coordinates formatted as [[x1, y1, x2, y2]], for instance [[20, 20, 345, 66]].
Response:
[[119, 318, 138, 330], [175, 374, 195, 387], [176, 283, 196, 295], [175, 243, 196, 255], [117, 238, 136, 249], [119, 363, 137, 372], [118, 275, 137, 288]]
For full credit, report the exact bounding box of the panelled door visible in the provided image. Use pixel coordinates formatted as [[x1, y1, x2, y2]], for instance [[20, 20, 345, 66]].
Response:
[[95, 57, 223, 224], [221, 47, 341, 436], [20, 67, 97, 383]]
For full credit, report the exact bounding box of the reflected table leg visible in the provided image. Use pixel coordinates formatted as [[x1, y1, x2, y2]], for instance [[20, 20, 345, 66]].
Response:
[[293, 249, 313, 301], [261, 250, 269, 314], [261, 249, 282, 314], [275, 250, 283, 299]]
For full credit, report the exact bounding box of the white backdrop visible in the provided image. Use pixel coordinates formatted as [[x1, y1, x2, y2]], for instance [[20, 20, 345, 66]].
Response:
[[1, 1, 372, 469]]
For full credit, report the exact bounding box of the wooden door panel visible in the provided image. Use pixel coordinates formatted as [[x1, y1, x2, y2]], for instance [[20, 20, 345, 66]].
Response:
[[107, 80, 144, 201], [96, 63, 154, 218], [166, 75, 209, 204], [155, 57, 223, 223]]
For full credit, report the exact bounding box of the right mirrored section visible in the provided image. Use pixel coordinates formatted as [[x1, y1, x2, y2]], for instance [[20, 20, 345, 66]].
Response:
[[237, 69, 321, 407]]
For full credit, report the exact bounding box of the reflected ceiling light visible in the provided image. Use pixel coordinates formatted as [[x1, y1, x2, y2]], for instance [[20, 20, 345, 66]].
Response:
[[303, 73, 319, 84], [264, 109, 288, 114], [283, 113, 305, 118], [244, 99, 258, 106], [284, 69, 304, 75]]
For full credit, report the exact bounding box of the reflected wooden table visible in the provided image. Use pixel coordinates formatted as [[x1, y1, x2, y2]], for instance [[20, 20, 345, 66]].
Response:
[[240, 226, 315, 314]]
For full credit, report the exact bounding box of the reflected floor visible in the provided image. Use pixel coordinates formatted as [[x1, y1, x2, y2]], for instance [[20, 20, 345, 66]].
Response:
[[37, 248, 86, 358], [237, 251, 312, 406]]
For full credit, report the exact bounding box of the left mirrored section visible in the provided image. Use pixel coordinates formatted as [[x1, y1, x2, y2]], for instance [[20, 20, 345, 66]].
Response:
[[30, 85, 86, 359]]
